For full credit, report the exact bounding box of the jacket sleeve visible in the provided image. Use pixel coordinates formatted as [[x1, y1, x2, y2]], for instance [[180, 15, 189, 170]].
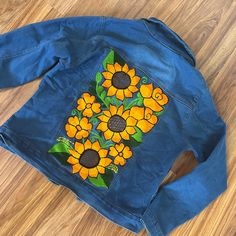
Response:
[[0, 19, 65, 89], [141, 74, 228, 236]]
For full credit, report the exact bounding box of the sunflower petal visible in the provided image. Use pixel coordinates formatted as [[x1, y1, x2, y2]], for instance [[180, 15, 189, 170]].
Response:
[[84, 139, 92, 149], [102, 71, 113, 80], [126, 116, 137, 126], [143, 98, 163, 112], [75, 142, 85, 154], [122, 63, 129, 72], [79, 167, 89, 180], [89, 168, 99, 177], [98, 149, 108, 158], [112, 133, 121, 143], [130, 75, 140, 85], [114, 62, 122, 71], [137, 120, 154, 133], [116, 90, 125, 100], [107, 86, 117, 96], [124, 89, 133, 98], [72, 163, 82, 173], [107, 64, 116, 74], [97, 166, 105, 174], [69, 149, 81, 159], [140, 84, 153, 98], [67, 156, 79, 164], [128, 68, 135, 78], [99, 158, 112, 167], [130, 106, 144, 120], [104, 129, 113, 140], [102, 79, 112, 88], [92, 141, 101, 151], [97, 122, 108, 132]]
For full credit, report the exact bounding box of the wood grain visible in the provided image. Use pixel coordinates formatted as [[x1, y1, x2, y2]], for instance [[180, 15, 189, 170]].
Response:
[[0, 0, 235, 235]]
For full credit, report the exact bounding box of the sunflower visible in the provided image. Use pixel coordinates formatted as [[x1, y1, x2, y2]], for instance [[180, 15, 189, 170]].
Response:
[[67, 139, 112, 180], [96, 104, 137, 143], [140, 84, 169, 112], [77, 92, 101, 117], [65, 116, 92, 139], [130, 106, 158, 133], [109, 143, 132, 166], [102, 62, 140, 100]]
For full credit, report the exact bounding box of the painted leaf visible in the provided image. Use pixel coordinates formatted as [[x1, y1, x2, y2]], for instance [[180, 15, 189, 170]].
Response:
[[103, 50, 114, 70], [88, 168, 114, 188], [48, 142, 72, 166], [132, 127, 143, 142], [114, 50, 126, 66], [96, 72, 103, 84]]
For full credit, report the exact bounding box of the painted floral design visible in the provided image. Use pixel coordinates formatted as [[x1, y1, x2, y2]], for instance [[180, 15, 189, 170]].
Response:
[[102, 62, 140, 100], [48, 49, 169, 189]]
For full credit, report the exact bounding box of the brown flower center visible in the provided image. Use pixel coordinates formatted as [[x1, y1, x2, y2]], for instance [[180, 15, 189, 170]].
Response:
[[108, 115, 126, 132], [79, 149, 100, 168], [112, 71, 131, 89]]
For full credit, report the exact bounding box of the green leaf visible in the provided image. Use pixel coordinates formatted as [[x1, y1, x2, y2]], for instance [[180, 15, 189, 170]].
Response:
[[88, 168, 114, 188], [96, 86, 103, 95], [107, 163, 118, 173], [114, 50, 126, 66], [123, 137, 140, 147], [48, 142, 72, 166], [100, 90, 106, 100], [136, 98, 143, 106], [96, 72, 103, 84], [154, 109, 165, 116], [132, 127, 143, 142], [103, 50, 115, 70]]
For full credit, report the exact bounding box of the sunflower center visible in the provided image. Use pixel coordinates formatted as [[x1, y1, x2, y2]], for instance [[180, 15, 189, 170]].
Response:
[[79, 149, 100, 168], [112, 71, 131, 89], [108, 115, 126, 132]]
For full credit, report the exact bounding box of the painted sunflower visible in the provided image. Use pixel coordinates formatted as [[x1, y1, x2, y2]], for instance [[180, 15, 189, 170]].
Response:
[[140, 84, 169, 112], [130, 106, 158, 133], [67, 139, 112, 180], [65, 116, 92, 139], [77, 92, 101, 117], [97, 104, 137, 143], [109, 143, 132, 166], [102, 62, 140, 100]]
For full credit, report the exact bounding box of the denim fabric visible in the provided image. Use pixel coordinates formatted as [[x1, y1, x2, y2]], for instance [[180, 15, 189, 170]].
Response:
[[0, 16, 227, 236]]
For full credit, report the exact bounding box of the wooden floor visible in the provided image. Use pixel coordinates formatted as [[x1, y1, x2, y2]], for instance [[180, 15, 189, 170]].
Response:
[[0, 0, 236, 235]]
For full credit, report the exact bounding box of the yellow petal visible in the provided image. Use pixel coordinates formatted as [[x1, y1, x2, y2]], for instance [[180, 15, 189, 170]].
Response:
[[84, 139, 92, 149], [98, 114, 109, 122], [130, 106, 144, 120], [109, 146, 118, 157], [67, 156, 79, 164], [117, 105, 124, 116], [112, 133, 121, 143], [140, 84, 153, 98], [75, 130, 89, 139], [75, 142, 85, 154], [83, 108, 93, 117], [92, 103, 101, 113], [126, 116, 137, 126], [130, 76, 140, 86], [68, 116, 79, 126], [120, 130, 130, 140], [114, 156, 126, 166], [102, 79, 112, 88], [115, 143, 125, 152], [114, 62, 122, 71], [92, 141, 101, 151], [103, 110, 111, 117], [128, 68, 135, 78], [102, 71, 113, 80], [83, 93, 95, 104], [128, 86, 138, 93], [107, 86, 117, 96], [123, 146, 132, 159], [99, 158, 112, 167], [65, 124, 77, 138], [69, 149, 81, 159], [89, 168, 99, 177], [124, 89, 133, 98], [97, 122, 108, 132], [77, 98, 86, 110], [122, 63, 129, 73], [79, 167, 89, 180], [122, 110, 130, 119], [97, 166, 105, 174], [137, 120, 154, 133], [80, 117, 88, 128], [104, 129, 113, 140], [143, 98, 163, 112], [126, 126, 136, 135], [110, 104, 117, 115], [72, 163, 82, 173], [144, 108, 158, 124], [107, 64, 116, 74], [98, 149, 108, 158], [116, 90, 125, 100]]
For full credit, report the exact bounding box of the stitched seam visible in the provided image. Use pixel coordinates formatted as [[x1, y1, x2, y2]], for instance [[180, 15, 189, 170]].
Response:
[[141, 19, 195, 66]]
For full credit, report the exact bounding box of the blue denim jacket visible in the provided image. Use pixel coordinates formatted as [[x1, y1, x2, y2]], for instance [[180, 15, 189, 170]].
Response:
[[0, 16, 227, 236]]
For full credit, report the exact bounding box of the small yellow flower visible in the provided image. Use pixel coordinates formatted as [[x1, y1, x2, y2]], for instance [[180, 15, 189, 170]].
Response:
[[97, 104, 137, 143], [65, 116, 92, 140], [77, 92, 101, 117], [109, 143, 132, 166], [140, 84, 169, 112], [67, 139, 112, 180], [130, 106, 158, 133], [102, 62, 140, 100]]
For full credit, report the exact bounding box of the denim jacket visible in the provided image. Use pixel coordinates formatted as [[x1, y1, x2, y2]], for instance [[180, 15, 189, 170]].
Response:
[[0, 16, 227, 236]]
